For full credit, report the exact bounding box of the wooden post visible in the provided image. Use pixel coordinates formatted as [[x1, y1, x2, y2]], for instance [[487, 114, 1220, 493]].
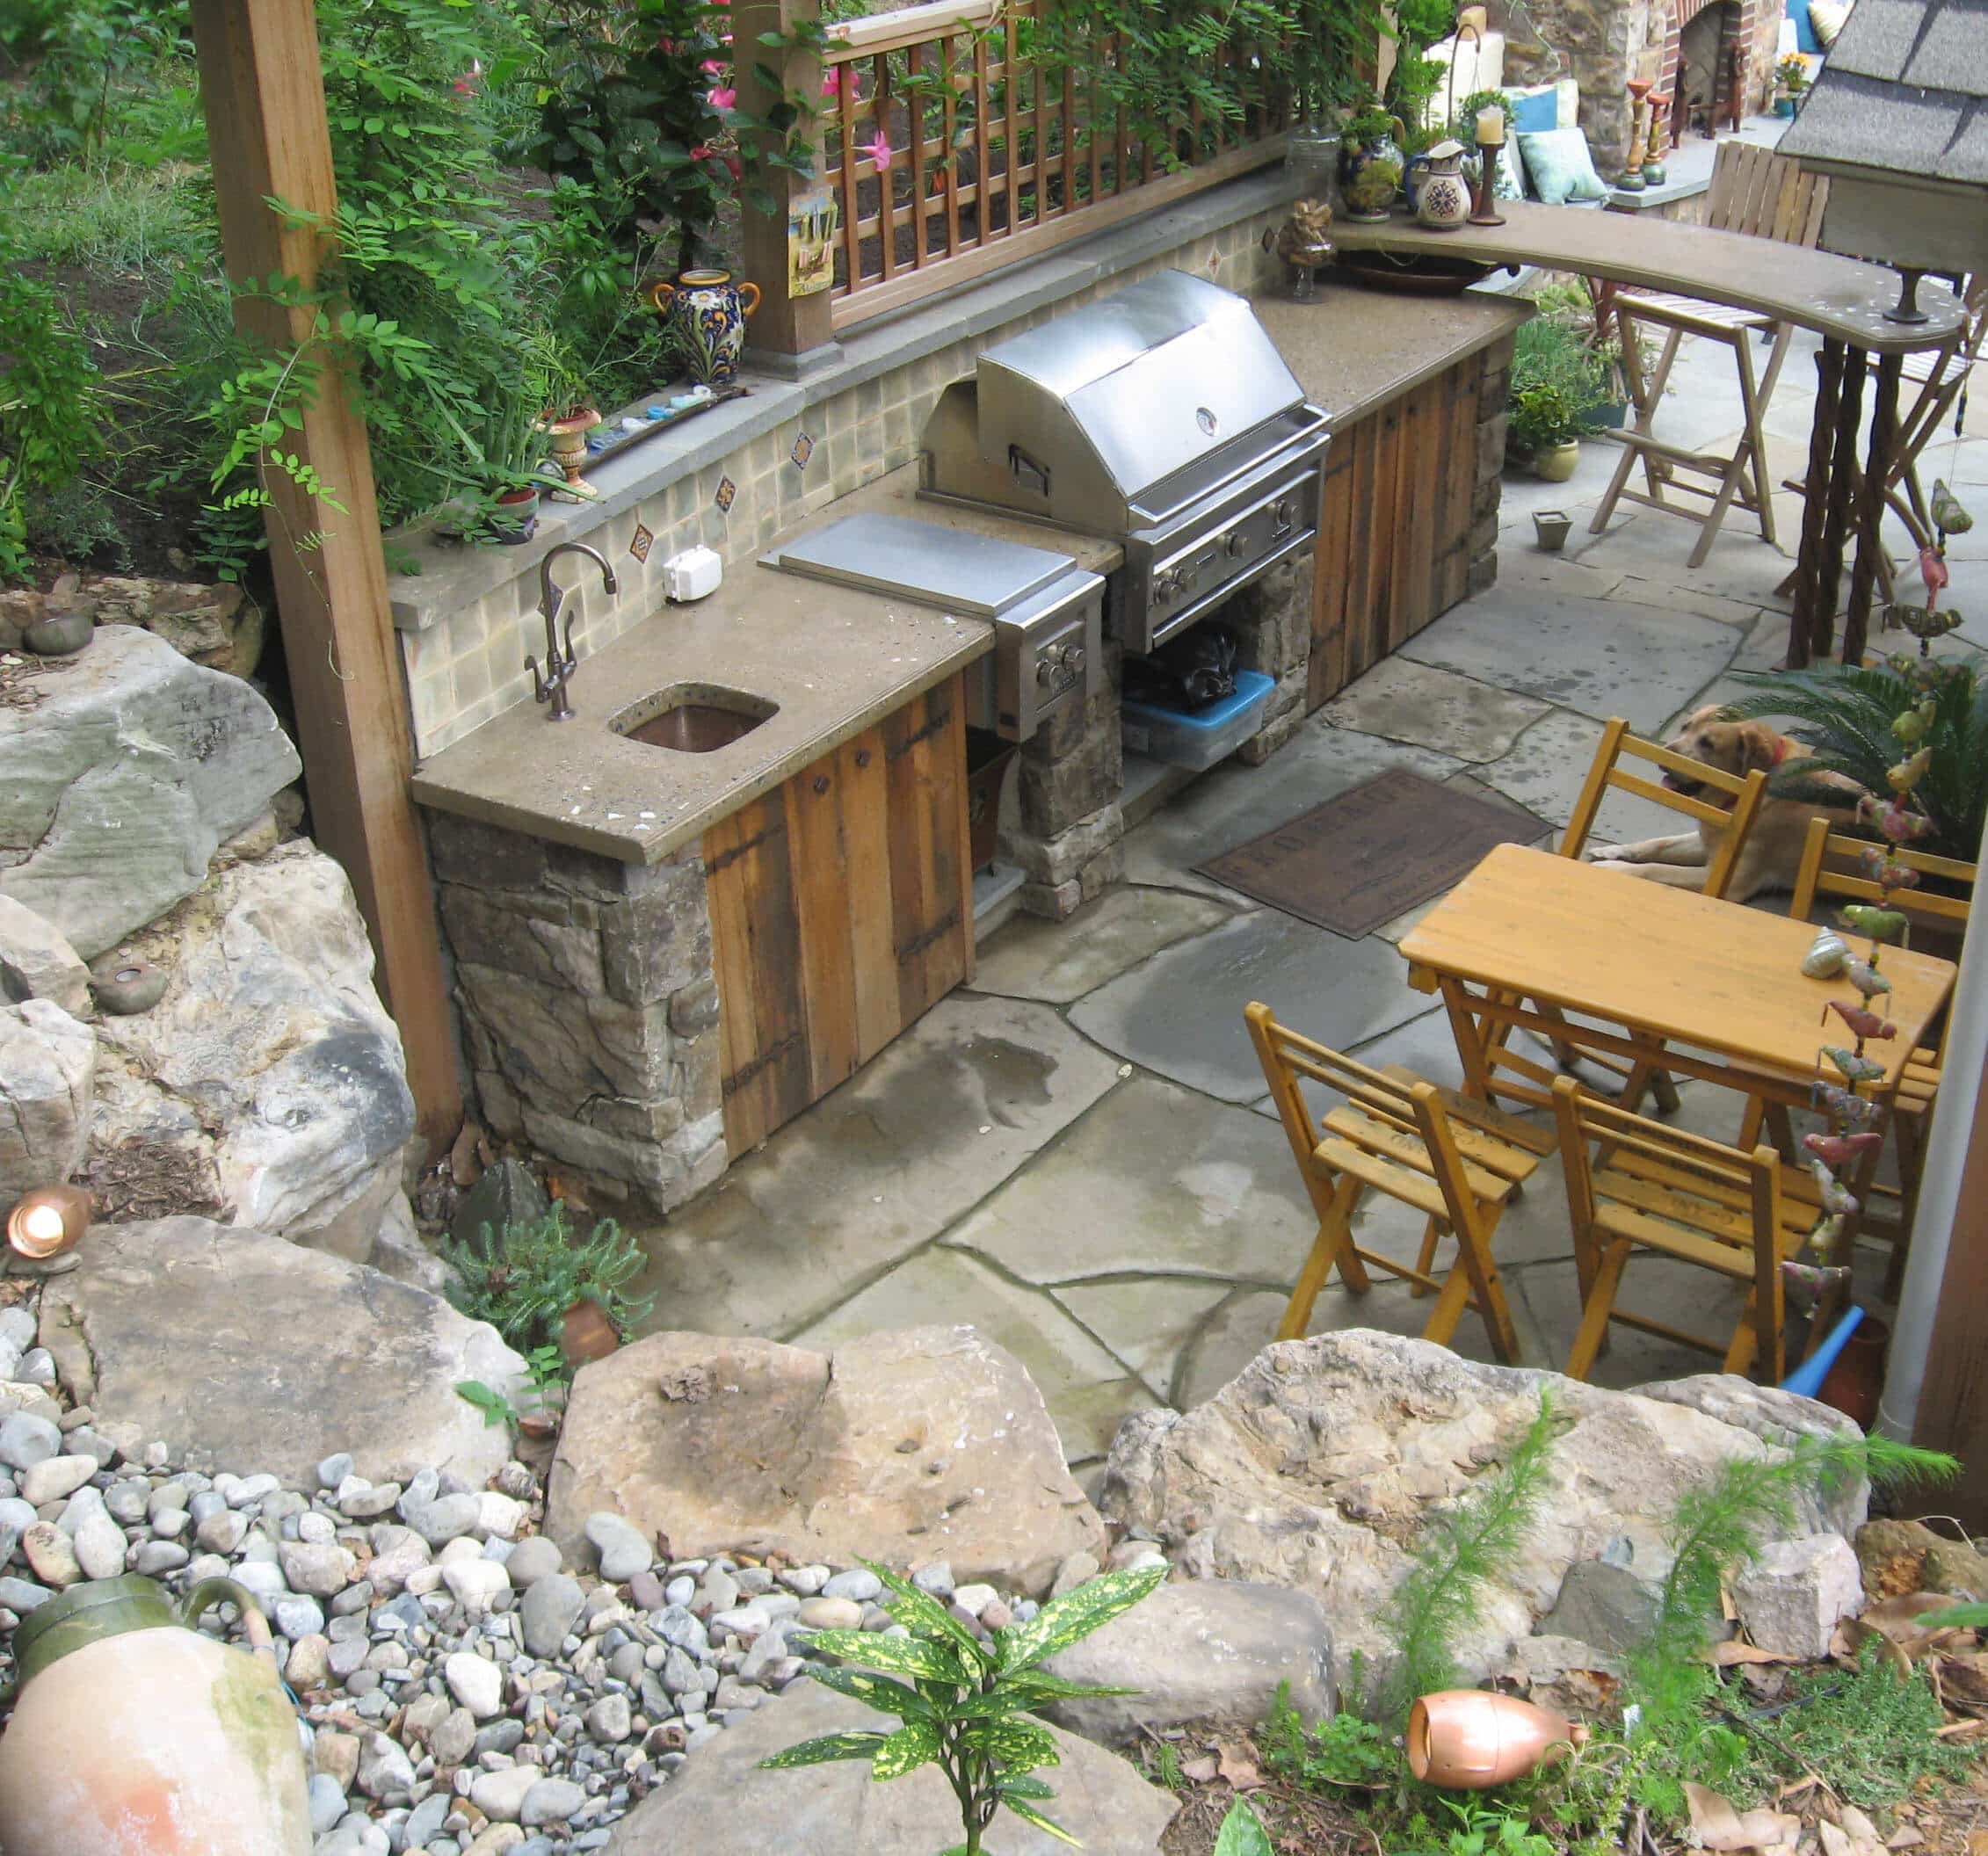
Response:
[[1910, 1035, 1988, 1526], [1785, 338, 1843, 671], [1812, 345, 1868, 664], [189, 0, 461, 1158], [1841, 350, 1902, 667], [735, 0, 837, 367]]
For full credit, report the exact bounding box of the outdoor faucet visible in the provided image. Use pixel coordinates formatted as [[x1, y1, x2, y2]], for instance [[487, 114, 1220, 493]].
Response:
[[527, 541, 619, 721]]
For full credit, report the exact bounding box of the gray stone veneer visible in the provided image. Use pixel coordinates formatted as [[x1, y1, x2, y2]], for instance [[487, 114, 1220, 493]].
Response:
[[426, 814, 725, 1213]]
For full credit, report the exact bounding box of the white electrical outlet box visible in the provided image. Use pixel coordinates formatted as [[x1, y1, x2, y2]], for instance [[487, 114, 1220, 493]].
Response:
[[661, 546, 723, 603]]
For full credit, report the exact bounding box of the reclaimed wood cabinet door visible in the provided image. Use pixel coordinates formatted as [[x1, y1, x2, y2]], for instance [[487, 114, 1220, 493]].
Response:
[[706, 671, 975, 1155]]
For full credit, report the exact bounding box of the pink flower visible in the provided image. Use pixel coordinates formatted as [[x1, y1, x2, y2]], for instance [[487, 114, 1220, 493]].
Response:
[[690, 143, 714, 161], [861, 132, 894, 172], [702, 58, 727, 77], [820, 68, 841, 97], [707, 85, 737, 110]]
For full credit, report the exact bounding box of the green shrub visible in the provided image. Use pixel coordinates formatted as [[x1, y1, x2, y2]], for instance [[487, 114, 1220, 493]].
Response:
[[1507, 315, 1610, 453], [445, 1200, 655, 1359]]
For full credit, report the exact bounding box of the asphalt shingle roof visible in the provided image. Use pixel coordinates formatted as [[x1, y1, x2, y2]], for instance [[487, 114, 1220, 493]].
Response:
[[1781, 0, 1988, 190]]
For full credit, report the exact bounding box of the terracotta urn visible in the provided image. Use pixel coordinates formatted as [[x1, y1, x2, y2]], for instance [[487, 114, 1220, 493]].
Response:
[[561, 1300, 621, 1367], [1407, 1691, 1589, 1789]]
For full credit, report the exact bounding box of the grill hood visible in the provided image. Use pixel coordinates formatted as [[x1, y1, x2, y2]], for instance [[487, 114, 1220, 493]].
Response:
[[921, 271, 1314, 535]]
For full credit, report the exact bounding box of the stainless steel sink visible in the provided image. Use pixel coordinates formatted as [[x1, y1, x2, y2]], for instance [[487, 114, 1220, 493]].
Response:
[[610, 685, 778, 754]]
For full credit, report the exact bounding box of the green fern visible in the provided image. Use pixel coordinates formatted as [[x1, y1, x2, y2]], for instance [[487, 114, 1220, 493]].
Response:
[[1722, 660, 1988, 862], [1379, 1391, 1562, 1724]]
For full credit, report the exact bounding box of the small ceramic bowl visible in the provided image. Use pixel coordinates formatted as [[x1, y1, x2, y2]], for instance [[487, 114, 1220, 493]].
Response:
[[90, 957, 168, 1016], [22, 610, 92, 656]]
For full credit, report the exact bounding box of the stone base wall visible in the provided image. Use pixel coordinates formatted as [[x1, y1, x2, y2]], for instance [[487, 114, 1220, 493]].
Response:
[[1225, 550, 1316, 767], [1470, 334, 1516, 598], [1004, 642, 1126, 920], [427, 816, 725, 1214]]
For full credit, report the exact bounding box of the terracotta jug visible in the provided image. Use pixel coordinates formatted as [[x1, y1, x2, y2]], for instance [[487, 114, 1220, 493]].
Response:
[[0, 1575, 312, 1855], [1407, 1690, 1590, 1788]]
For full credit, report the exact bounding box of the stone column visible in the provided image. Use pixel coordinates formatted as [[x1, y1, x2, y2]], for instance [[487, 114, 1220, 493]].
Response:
[[1003, 642, 1126, 920], [427, 816, 727, 1214], [1224, 548, 1315, 766], [1469, 333, 1516, 598]]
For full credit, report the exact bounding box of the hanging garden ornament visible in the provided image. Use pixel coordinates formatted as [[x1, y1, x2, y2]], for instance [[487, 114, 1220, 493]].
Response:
[[1810, 1213, 1849, 1259], [1840, 956, 1893, 1000], [1900, 605, 1964, 643], [1823, 1046, 1888, 1084], [1921, 547, 1950, 601], [1840, 904, 1909, 942], [1809, 1162, 1861, 1215], [1826, 999, 1896, 1041], [1781, 1258, 1853, 1309], [1931, 477, 1973, 535], [1859, 794, 1935, 843], [1804, 1130, 1885, 1167], [1856, 846, 1922, 889], [1810, 1080, 1882, 1123], [1886, 747, 1934, 794]]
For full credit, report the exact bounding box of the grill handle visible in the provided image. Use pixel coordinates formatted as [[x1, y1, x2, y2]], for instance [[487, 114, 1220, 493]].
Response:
[[1007, 445, 1052, 498], [1131, 405, 1330, 526]]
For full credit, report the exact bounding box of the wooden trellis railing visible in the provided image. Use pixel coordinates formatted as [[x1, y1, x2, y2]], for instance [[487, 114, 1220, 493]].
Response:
[[819, 0, 1289, 330]]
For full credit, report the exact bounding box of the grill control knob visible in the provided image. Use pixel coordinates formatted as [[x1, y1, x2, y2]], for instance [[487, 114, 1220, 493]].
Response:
[[1225, 531, 1248, 558], [1274, 496, 1297, 528], [1153, 570, 1178, 603], [1063, 646, 1086, 680], [1036, 656, 1060, 688]]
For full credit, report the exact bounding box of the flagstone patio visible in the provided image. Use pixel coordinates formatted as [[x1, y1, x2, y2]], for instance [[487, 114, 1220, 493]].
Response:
[[629, 318, 1988, 1486]]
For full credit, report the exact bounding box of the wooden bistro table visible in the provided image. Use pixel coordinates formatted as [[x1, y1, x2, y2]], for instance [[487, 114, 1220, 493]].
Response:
[[1398, 845, 1958, 1142], [1331, 205, 1970, 668]]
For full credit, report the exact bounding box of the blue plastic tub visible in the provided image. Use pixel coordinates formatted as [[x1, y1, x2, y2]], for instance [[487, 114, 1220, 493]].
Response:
[[1121, 670, 1275, 772]]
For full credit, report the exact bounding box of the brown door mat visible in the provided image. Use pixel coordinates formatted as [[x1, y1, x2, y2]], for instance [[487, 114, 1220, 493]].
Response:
[[1194, 767, 1552, 939]]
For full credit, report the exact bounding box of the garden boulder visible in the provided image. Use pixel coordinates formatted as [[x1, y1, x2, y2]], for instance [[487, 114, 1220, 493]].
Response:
[[0, 895, 91, 1019], [86, 840, 417, 1259], [0, 624, 299, 957], [1101, 1331, 1867, 1688], [602, 1678, 1177, 1854], [546, 1326, 1106, 1597], [0, 998, 95, 1198], [36, 1215, 523, 1489]]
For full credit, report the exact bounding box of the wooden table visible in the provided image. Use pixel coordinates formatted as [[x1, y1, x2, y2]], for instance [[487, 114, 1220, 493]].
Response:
[[1398, 845, 1957, 1117], [1332, 205, 1971, 666]]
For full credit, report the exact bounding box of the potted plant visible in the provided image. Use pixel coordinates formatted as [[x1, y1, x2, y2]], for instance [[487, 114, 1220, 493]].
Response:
[[439, 389, 563, 545], [1507, 314, 1609, 480], [1775, 54, 1810, 117]]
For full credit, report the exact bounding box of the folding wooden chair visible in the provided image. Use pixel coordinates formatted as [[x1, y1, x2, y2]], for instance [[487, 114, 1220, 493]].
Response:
[[1552, 1075, 1815, 1383], [1247, 1003, 1551, 1363], [1476, 718, 1770, 1113], [1587, 142, 1829, 568], [1777, 817, 1975, 1282]]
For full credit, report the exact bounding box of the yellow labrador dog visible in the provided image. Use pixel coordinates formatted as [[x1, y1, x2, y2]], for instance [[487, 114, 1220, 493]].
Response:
[[1587, 704, 1868, 902]]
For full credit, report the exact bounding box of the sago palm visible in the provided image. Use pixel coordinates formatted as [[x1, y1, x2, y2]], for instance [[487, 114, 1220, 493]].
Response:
[[1723, 658, 1988, 863]]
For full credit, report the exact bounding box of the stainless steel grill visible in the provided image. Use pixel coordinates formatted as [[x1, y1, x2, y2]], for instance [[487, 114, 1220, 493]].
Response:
[[919, 271, 1330, 655]]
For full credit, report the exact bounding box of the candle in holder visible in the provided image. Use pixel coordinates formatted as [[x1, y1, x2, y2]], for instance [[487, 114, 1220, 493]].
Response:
[[1469, 108, 1506, 226], [1475, 103, 1506, 146]]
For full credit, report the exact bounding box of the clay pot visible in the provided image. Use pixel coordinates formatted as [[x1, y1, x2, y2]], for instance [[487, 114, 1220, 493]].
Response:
[[89, 957, 168, 1016], [1534, 440, 1581, 482], [560, 1300, 621, 1367], [1818, 1315, 1890, 1430], [1534, 510, 1573, 552], [1407, 1691, 1589, 1788]]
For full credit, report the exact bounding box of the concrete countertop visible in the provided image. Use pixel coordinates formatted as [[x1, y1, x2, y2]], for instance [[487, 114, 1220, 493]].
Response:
[[410, 282, 1520, 867], [409, 467, 1121, 866], [1252, 280, 1531, 423]]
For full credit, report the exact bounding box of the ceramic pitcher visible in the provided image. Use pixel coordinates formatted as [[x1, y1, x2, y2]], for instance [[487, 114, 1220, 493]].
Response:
[[0, 1575, 312, 1854], [1416, 140, 1473, 229], [649, 268, 763, 384]]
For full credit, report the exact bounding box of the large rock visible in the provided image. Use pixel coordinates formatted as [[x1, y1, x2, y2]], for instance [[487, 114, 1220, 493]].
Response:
[[547, 1328, 1106, 1597], [0, 625, 299, 957], [36, 1215, 523, 1489], [0, 999, 95, 1196], [1100, 1332, 1868, 1687], [0, 576, 264, 677], [86, 841, 417, 1258], [0, 895, 91, 1018], [1040, 1579, 1335, 1745], [604, 1678, 1176, 1854]]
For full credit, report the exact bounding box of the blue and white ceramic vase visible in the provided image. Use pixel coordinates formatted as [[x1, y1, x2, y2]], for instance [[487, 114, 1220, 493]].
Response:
[[649, 268, 763, 385]]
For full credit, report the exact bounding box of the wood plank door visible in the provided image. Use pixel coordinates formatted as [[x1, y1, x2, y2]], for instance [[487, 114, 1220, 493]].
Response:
[[706, 671, 975, 1156]]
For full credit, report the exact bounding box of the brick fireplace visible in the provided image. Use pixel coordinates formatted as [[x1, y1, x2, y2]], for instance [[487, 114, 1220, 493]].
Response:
[[1664, 0, 1783, 139]]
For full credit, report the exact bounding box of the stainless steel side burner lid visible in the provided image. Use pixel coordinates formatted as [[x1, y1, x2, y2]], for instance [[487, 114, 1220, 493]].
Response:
[[762, 511, 1102, 744], [919, 270, 1330, 656]]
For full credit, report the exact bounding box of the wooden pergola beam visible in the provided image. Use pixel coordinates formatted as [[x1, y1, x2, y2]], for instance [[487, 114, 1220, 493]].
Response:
[[190, 0, 461, 1157]]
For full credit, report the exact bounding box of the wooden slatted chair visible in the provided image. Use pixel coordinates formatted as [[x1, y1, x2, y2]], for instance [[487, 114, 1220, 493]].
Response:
[[1476, 719, 1770, 1113], [1587, 141, 1829, 568], [1246, 1002, 1551, 1363], [1781, 817, 1975, 1279], [1552, 1075, 1815, 1383]]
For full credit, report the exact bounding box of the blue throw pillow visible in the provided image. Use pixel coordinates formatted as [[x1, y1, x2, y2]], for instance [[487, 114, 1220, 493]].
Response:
[[1508, 87, 1560, 133], [1517, 127, 1610, 205]]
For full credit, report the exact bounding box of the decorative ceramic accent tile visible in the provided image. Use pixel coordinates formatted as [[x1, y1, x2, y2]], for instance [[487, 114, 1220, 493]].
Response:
[[628, 521, 655, 564], [715, 475, 737, 514], [790, 431, 815, 469]]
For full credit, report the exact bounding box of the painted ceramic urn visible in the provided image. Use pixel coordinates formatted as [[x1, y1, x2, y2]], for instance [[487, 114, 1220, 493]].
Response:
[[649, 267, 763, 385], [0, 1576, 312, 1854], [1416, 141, 1473, 229]]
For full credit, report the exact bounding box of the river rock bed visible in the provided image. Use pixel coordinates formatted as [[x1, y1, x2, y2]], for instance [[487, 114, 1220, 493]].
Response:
[[0, 1290, 1151, 1856]]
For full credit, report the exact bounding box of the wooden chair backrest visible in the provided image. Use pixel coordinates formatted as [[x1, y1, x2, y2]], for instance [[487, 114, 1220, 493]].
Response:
[[1247, 1002, 1433, 1153], [1789, 817, 1977, 932], [1558, 716, 1771, 897], [1550, 1074, 1781, 1238], [1704, 140, 1828, 249]]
